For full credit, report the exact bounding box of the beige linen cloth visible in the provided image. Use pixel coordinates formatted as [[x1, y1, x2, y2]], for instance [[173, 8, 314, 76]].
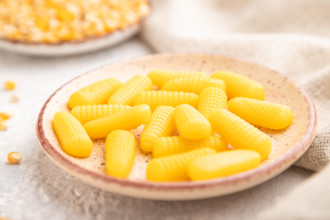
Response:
[[142, 0, 330, 218]]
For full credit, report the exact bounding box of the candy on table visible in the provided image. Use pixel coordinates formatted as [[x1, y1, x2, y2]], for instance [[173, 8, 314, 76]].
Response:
[[140, 106, 176, 152], [147, 69, 208, 87], [71, 104, 131, 124], [68, 78, 122, 109], [188, 149, 261, 181], [53, 111, 93, 157], [174, 104, 212, 140], [133, 91, 199, 111], [198, 87, 227, 118], [208, 109, 271, 160], [228, 97, 293, 130], [153, 135, 228, 158], [211, 71, 265, 100], [0, 112, 12, 121], [146, 147, 216, 182], [105, 130, 136, 178], [161, 77, 226, 94], [108, 75, 152, 105], [84, 104, 151, 139]]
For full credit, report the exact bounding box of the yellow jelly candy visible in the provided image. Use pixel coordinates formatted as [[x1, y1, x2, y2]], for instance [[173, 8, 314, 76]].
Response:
[[105, 130, 136, 178], [147, 69, 208, 87], [108, 75, 152, 105], [208, 109, 271, 160], [212, 71, 265, 100], [153, 135, 228, 158], [146, 147, 216, 182], [188, 149, 261, 180], [84, 104, 151, 138], [140, 106, 176, 152], [161, 77, 226, 94], [134, 91, 199, 111], [228, 97, 293, 130], [198, 87, 227, 118], [174, 104, 211, 140], [53, 111, 93, 157], [68, 78, 122, 109], [71, 104, 131, 124]]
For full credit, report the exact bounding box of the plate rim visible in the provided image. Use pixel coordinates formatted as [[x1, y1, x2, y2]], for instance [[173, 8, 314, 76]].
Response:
[[36, 53, 317, 191]]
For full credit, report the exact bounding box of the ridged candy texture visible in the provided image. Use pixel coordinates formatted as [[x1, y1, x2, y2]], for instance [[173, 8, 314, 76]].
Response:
[[147, 69, 208, 87], [188, 149, 261, 180], [208, 109, 271, 160], [84, 104, 151, 138], [174, 104, 212, 140], [228, 97, 293, 130], [153, 135, 228, 158], [161, 77, 226, 94], [108, 75, 152, 105], [52, 111, 93, 157], [198, 87, 227, 118], [68, 78, 122, 109], [71, 104, 131, 124], [146, 147, 216, 182], [140, 106, 176, 152], [134, 91, 199, 111], [212, 71, 265, 100], [105, 130, 136, 178]]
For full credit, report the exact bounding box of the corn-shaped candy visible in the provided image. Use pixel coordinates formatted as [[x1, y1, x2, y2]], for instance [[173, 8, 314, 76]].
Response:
[[147, 69, 208, 87], [71, 104, 131, 124], [188, 149, 261, 181], [228, 97, 293, 130], [146, 147, 216, 182], [140, 106, 176, 152], [212, 71, 265, 100], [198, 87, 227, 118], [52, 111, 93, 157], [105, 130, 136, 178], [174, 104, 212, 140], [84, 104, 151, 138], [108, 75, 152, 105], [161, 77, 226, 94], [153, 135, 228, 158], [208, 109, 271, 160], [134, 91, 199, 111], [68, 78, 122, 109]]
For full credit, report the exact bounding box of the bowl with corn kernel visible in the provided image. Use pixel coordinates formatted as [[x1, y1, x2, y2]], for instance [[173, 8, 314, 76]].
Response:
[[0, 0, 150, 56], [36, 53, 317, 200]]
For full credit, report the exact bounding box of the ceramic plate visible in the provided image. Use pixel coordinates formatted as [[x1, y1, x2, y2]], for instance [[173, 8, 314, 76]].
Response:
[[0, 20, 146, 57], [36, 53, 317, 200]]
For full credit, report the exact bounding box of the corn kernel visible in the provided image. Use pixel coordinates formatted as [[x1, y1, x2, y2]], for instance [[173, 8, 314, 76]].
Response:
[[212, 71, 265, 100], [162, 77, 226, 94], [108, 75, 152, 105], [105, 130, 136, 178], [84, 104, 151, 139], [228, 97, 293, 130], [68, 78, 122, 109], [188, 149, 261, 180], [53, 111, 93, 157], [208, 109, 271, 160], [71, 104, 131, 124], [153, 135, 228, 158], [146, 148, 216, 182], [140, 106, 176, 152], [4, 81, 16, 90], [174, 104, 212, 140], [198, 87, 227, 118], [134, 91, 199, 111], [147, 69, 208, 87], [7, 152, 22, 164]]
